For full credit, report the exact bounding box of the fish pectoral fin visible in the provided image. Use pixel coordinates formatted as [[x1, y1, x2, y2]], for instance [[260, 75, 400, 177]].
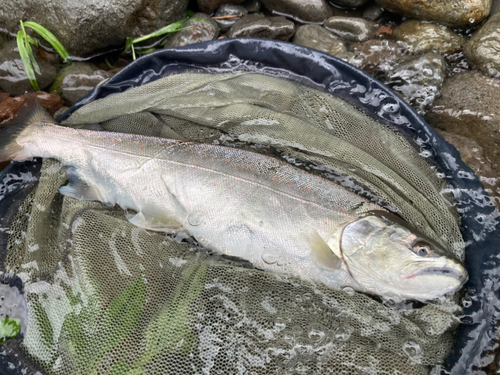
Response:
[[309, 229, 343, 270], [59, 168, 109, 204], [127, 205, 183, 233]]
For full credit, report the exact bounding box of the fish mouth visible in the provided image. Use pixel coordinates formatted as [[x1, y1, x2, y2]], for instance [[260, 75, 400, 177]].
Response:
[[406, 265, 467, 283]]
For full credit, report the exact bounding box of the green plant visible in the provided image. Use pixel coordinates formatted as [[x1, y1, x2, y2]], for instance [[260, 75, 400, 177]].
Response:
[[125, 20, 188, 60], [16, 20, 71, 91]]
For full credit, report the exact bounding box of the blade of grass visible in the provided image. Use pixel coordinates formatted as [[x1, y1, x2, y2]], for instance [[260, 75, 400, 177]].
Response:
[[16, 30, 40, 91], [23, 21, 71, 63], [130, 21, 186, 44], [20, 20, 40, 74]]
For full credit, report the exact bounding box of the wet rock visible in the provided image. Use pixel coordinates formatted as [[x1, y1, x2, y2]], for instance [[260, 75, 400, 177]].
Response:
[[345, 39, 410, 78], [425, 72, 500, 173], [0, 0, 189, 57], [324, 16, 377, 43], [0, 34, 7, 50], [228, 14, 295, 40], [0, 92, 9, 105], [242, 0, 262, 12], [164, 13, 219, 48], [198, 0, 245, 14], [293, 25, 346, 56], [260, 0, 333, 23], [374, 0, 492, 28], [438, 130, 493, 175], [463, 12, 500, 78], [62, 71, 113, 105], [49, 63, 113, 105], [393, 20, 465, 55], [0, 97, 23, 123], [214, 5, 248, 31], [385, 53, 446, 115], [362, 4, 384, 20], [0, 41, 58, 96], [0, 93, 63, 123], [50, 63, 100, 95], [329, 0, 368, 8], [438, 129, 500, 211]]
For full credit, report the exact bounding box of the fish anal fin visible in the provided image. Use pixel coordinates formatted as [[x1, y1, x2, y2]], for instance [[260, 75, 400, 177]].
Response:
[[59, 168, 108, 204], [309, 229, 343, 270], [127, 205, 182, 233]]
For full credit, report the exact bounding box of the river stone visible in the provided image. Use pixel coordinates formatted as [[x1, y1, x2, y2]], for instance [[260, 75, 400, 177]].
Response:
[[51, 63, 113, 105], [259, 0, 333, 23], [228, 14, 295, 40], [49, 63, 101, 96], [214, 5, 248, 31], [324, 16, 377, 43], [438, 130, 493, 175], [164, 13, 219, 48], [329, 0, 368, 8], [463, 12, 500, 78], [293, 25, 346, 56], [346, 39, 410, 78], [425, 72, 500, 173], [0, 0, 189, 57], [393, 20, 465, 55], [385, 53, 446, 115], [375, 0, 492, 28], [0, 34, 7, 51], [198, 0, 245, 13], [242, 0, 262, 12], [0, 41, 58, 96], [362, 4, 384, 20]]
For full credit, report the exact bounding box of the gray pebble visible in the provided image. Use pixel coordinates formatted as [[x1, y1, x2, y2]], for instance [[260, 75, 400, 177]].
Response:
[[463, 12, 500, 78], [324, 17, 377, 43], [228, 14, 295, 41], [386, 53, 446, 115], [362, 4, 384, 21], [393, 20, 465, 55], [214, 4, 248, 31], [375, 0, 491, 28], [164, 13, 219, 48], [260, 0, 333, 23], [293, 25, 346, 56], [54, 63, 113, 104], [329, 0, 368, 8], [0, 40, 58, 96], [242, 0, 261, 12]]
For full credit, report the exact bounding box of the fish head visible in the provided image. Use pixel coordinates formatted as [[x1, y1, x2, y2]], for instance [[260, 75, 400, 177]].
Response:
[[335, 212, 467, 301]]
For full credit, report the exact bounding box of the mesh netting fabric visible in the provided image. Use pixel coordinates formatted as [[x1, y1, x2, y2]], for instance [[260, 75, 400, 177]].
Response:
[[64, 72, 464, 259], [4, 72, 466, 374], [6, 160, 459, 375]]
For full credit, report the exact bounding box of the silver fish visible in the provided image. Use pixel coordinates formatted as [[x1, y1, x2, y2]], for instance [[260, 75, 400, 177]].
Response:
[[0, 97, 467, 301]]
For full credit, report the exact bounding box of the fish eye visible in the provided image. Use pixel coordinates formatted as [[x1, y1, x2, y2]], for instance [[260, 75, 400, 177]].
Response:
[[412, 241, 431, 257]]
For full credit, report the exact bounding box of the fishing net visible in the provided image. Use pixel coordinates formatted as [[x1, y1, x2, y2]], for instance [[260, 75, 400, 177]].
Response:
[[0, 69, 468, 375]]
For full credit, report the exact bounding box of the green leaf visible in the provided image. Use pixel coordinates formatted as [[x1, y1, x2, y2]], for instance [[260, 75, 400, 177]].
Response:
[[97, 275, 146, 354], [0, 318, 21, 344], [29, 298, 55, 349], [130, 21, 186, 45], [135, 263, 206, 367], [16, 29, 40, 91], [23, 21, 71, 63]]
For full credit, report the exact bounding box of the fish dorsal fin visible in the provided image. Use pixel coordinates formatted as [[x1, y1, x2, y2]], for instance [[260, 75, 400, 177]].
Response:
[[59, 168, 109, 204], [127, 204, 183, 233], [309, 229, 343, 270]]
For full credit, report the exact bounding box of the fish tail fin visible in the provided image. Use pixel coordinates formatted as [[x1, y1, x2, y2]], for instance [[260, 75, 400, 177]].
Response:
[[0, 95, 56, 162]]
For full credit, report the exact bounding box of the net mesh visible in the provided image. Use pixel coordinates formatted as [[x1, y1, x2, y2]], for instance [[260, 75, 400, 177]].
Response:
[[4, 72, 465, 374]]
